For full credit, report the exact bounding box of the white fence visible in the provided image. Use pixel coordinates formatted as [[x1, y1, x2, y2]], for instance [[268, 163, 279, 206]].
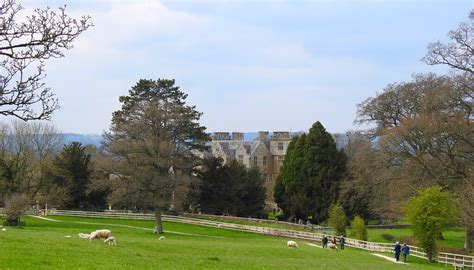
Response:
[[14, 209, 474, 269]]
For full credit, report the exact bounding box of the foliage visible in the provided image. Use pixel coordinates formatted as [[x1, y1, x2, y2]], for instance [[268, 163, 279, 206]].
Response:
[[0, 121, 63, 206], [351, 215, 367, 240], [4, 193, 30, 226], [274, 121, 347, 223], [47, 142, 94, 208], [0, 0, 92, 120], [404, 186, 458, 261], [104, 79, 210, 233], [194, 158, 266, 218], [328, 203, 347, 236]]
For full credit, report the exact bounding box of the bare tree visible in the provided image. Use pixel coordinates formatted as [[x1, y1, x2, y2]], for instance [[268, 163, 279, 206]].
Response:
[[0, 0, 92, 120], [423, 10, 473, 74], [0, 121, 63, 201]]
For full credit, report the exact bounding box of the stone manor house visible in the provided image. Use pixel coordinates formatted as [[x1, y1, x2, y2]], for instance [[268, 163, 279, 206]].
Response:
[[202, 131, 352, 209], [206, 131, 292, 208]]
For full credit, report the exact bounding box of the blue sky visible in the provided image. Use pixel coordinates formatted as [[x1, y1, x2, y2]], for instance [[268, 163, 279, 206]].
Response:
[[21, 0, 473, 134]]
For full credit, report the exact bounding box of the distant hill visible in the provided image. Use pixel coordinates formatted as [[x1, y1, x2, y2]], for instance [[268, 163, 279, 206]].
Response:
[[62, 133, 103, 147]]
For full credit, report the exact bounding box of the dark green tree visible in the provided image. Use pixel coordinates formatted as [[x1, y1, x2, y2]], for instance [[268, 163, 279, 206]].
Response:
[[104, 79, 210, 233], [49, 142, 92, 208], [196, 158, 266, 217], [274, 121, 347, 223]]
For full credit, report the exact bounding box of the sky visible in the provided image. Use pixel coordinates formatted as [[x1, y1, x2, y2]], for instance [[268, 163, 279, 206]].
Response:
[[18, 0, 474, 134]]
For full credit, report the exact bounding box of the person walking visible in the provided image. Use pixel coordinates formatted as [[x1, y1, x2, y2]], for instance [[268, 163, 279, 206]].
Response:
[[401, 243, 410, 263], [322, 235, 328, 249], [339, 235, 345, 250], [393, 241, 401, 262]]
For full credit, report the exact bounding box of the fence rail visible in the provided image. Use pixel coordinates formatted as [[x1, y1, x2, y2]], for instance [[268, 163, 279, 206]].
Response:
[[9, 209, 474, 269]]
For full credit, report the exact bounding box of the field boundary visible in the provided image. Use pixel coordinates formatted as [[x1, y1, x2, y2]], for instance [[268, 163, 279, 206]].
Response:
[[24, 209, 474, 269]]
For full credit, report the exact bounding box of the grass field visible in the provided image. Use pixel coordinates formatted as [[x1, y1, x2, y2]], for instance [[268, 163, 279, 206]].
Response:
[[362, 227, 468, 252], [0, 216, 454, 269]]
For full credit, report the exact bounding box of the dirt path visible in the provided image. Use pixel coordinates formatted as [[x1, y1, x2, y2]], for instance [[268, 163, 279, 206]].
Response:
[[371, 253, 408, 264], [29, 215, 227, 239], [305, 242, 323, 248]]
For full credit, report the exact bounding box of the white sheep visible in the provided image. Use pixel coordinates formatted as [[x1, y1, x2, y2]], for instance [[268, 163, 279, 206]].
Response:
[[328, 242, 338, 250], [78, 233, 90, 239], [287, 240, 299, 248], [89, 229, 112, 241], [104, 237, 116, 246]]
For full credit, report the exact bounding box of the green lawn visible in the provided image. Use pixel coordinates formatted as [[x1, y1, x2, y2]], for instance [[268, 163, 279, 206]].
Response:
[[0, 216, 453, 269], [361, 227, 467, 252]]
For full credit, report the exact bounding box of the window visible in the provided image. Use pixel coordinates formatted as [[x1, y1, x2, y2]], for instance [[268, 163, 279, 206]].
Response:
[[278, 142, 284, 151], [238, 155, 244, 163], [263, 156, 267, 166], [278, 156, 284, 164], [253, 156, 258, 166]]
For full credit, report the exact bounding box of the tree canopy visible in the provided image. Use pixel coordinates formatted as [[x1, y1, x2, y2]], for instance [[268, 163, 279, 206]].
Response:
[[0, 0, 92, 120], [104, 79, 209, 233], [194, 157, 266, 218], [405, 186, 458, 261], [274, 121, 347, 223]]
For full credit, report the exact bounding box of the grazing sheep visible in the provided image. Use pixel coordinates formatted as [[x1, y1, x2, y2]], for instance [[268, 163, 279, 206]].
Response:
[[159, 236, 166, 241], [287, 240, 299, 248], [328, 242, 338, 250], [78, 233, 90, 239], [89, 229, 112, 241], [104, 237, 116, 246]]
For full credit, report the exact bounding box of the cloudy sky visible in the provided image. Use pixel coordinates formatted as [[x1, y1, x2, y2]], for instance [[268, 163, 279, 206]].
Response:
[[20, 0, 473, 134]]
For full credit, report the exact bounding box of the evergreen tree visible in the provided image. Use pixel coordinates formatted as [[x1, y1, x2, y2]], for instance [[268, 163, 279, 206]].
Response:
[[50, 142, 92, 208], [104, 79, 209, 233], [274, 121, 347, 223], [196, 158, 266, 217]]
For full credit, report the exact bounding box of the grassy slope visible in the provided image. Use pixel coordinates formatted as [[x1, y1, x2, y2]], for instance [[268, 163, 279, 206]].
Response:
[[0, 216, 452, 270]]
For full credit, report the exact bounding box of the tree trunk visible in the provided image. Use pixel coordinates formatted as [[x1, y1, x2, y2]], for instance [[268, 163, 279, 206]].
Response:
[[465, 227, 473, 253], [154, 208, 164, 234]]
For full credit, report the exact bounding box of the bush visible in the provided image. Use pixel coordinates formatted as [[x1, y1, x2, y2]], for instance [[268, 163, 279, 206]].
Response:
[[4, 194, 31, 227], [328, 203, 347, 236], [399, 236, 416, 246], [404, 186, 457, 262], [351, 215, 367, 240], [381, 233, 396, 242]]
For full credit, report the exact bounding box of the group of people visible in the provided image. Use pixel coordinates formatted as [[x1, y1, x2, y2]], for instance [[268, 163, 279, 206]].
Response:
[[320, 235, 410, 264], [321, 235, 345, 249], [393, 242, 410, 263]]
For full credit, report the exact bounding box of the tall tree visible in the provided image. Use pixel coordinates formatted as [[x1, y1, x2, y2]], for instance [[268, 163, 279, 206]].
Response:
[[0, 0, 92, 120], [274, 121, 347, 223], [423, 10, 473, 74], [48, 142, 92, 208], [195, 158, 266, 217], [356, 73, 473, 250], [104, 79, 209, 234], [0, 121, 63, 203]]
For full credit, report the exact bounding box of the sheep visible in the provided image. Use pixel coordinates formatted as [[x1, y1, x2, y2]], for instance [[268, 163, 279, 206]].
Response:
[[104, 237, 116, 246], [89, 229, 112, 241], [78, 233, 90, 239], [328, 242, 338, 250], [287, 240, 299, 248]]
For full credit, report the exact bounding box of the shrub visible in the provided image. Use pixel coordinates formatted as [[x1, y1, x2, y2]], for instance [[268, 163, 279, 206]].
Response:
[[4, 194, 31, 227], [351, 215, 367, 240], [399, 236, 416, 246], [328, 203, 347, 236], [381, 233, 396, 242], [404, 186, 458, 262]]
